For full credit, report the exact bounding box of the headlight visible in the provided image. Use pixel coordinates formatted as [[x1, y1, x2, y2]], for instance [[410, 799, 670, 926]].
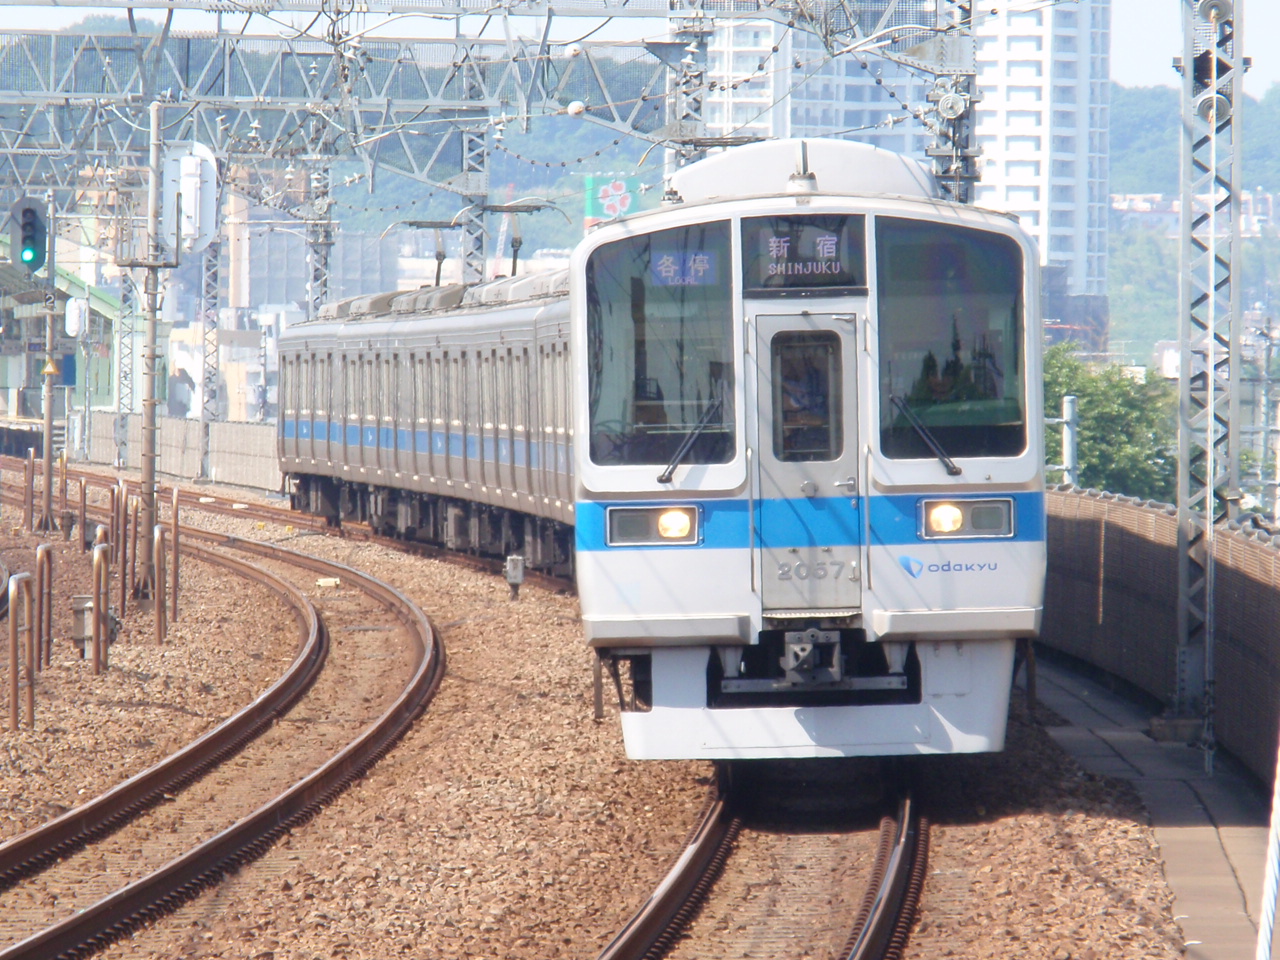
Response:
[[656, 509, 693, 539], [920, 499, 1014, 539], [607, 505, 699, 545], [927, 503, 964, 534]]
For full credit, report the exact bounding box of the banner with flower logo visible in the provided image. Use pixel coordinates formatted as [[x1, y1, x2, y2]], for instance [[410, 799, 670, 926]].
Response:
[[584, 176, 639, 232]]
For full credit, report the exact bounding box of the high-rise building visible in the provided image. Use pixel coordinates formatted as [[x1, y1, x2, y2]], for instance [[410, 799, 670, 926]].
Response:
[[703, 1, 1112, 351], [704, 21, 934, 156], [972, 1, 1111, 353]]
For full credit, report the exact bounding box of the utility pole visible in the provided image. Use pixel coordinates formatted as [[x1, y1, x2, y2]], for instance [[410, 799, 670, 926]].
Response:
[[117, 101, 180, 597], [140, 100, 163, 595], [37, 195, 56, 532]]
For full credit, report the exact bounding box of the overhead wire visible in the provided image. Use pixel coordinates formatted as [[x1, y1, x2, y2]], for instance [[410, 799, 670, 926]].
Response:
[[52, 1, 1021, 231]]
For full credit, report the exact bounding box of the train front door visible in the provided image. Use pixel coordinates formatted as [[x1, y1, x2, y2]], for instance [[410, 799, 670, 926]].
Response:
[[753, 313, 862, 615]]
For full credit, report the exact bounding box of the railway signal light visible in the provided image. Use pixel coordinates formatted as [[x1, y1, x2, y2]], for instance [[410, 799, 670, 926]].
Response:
[[10, 198, 46, 273]]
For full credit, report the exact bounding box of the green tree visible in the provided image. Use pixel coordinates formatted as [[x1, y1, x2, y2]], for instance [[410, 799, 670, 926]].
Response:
[[1043, 343, 1177, 502]]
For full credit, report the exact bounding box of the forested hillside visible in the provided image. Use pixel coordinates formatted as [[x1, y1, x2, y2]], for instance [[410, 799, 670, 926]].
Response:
[[1108, 82, 1280, 362]]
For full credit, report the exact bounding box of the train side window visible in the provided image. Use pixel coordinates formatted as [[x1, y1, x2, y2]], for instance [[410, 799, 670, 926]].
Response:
[[280, 357, 291, 417], [498, 350, 509, 428], [771, 331, 842, 462], [464, 352, 476, 427], [338, 356, 350, 426], [298, 357, 309, 416], [434, 355, 443, 425], [485, 351, 495, 426], [401, 354, 411, 427], [455, 355, 465, 427], [517, 348, 529, 432], [322, 354, 332, 421], [365, 358, 373, 424], [314, 355, 325, 418], [415, 357, 425, 422], [386, 357, 394, 422]]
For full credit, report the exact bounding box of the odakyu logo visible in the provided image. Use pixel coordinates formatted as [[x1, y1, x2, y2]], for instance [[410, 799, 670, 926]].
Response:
[[898, 555, 998, 579], [898, 556, 925, 579]]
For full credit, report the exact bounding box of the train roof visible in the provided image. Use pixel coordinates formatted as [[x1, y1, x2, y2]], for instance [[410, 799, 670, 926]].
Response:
[[668, 138, 940, 205], [308, 269, 570, 324]]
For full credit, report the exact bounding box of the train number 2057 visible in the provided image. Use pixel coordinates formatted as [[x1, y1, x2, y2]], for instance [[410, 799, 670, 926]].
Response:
[[776, 559, 857, 581]]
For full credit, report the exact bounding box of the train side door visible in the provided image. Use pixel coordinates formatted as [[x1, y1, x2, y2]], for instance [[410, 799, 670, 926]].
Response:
[[753, 313, 862, 614]]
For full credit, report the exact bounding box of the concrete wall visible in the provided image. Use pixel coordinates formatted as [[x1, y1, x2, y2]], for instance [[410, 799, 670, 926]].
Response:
[[85, 410, 281, 492], [1044, 488, 1280, 787]]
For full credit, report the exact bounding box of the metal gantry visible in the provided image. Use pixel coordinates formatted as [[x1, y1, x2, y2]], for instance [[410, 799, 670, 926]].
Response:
[[919, 2, 979, 204], [1177, 0, 1244, 770]]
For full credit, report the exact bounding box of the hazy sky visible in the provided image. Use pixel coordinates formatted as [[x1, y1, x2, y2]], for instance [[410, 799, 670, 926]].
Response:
[[1110, 0, 1276, 95]]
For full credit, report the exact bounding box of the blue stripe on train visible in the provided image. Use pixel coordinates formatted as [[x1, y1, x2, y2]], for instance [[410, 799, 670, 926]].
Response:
[[573, 492, 1046, 551], [281, 418, 565, 474]]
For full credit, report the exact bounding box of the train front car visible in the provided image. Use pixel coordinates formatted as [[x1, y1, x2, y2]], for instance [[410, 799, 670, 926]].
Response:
[[572, 139, 1045, 761]]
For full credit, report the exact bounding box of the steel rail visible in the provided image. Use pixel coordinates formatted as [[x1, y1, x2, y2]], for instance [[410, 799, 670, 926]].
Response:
[[0, 539, 322, 893], [596, 790, 926, 960], [842, 795, 928, 960], [594, 790, 741, 960], [0, 533, 443, 959]]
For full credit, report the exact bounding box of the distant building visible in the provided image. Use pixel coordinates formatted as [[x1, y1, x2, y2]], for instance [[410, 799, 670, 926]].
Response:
[[703, 1, 1113, 353], [1113, 191, 1277, 238], [703, 16, 934, 156], [972, 1, 1111, 355]]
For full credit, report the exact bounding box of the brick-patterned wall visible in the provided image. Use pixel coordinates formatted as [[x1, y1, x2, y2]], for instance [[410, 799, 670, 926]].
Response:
[[1046, 488, 1280, 784]]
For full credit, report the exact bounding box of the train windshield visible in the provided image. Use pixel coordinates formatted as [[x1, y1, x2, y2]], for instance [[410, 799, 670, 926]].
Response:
[[876, 217, 1026, 459], [585, 221, 735, 467]]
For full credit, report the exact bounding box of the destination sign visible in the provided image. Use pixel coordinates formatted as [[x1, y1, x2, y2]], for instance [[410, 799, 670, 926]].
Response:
[[650, 250, 718, 287], [742, 215, 867, 294]]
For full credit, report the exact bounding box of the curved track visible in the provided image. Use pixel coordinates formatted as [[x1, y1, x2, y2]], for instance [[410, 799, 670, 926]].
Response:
[[0, 518, 443, 959], [598, 785, 927, 960], [32, 463, 570, 591]]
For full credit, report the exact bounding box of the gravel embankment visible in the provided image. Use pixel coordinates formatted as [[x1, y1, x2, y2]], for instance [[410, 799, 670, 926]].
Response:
[[0, 505, 1187, 959], [0, 531, 297, 840]]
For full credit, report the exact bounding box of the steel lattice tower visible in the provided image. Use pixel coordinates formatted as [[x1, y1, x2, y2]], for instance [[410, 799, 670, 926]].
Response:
[[113, 272, 137, 467], [199, 241, 221, 480], [1177, 0, 1243, 771]]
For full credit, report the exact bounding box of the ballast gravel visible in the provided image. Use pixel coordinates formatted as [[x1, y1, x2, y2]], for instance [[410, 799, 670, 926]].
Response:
[[0, 531, 297, 841], [0, 506, 1187, 959]]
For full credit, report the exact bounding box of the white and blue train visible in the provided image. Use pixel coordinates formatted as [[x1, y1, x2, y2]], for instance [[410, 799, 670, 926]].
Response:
[[278, 138, 1047, 761]]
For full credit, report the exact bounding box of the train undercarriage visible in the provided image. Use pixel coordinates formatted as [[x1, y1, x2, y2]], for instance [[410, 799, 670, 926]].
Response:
[[287, 473, 574, 576]]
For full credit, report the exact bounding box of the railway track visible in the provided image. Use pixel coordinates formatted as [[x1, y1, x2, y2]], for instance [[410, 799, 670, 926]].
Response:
[[598, 776, 927, 960], [17, 460, 570, 591], [0, 521, 443, 959]]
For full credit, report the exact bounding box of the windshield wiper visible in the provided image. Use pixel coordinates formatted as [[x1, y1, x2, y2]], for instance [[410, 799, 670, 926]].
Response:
[[657, 398, 724, 483], [890, 395, 962, 476]]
